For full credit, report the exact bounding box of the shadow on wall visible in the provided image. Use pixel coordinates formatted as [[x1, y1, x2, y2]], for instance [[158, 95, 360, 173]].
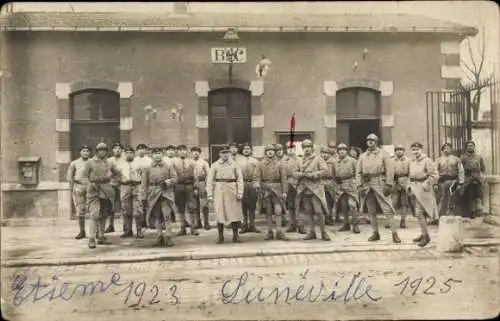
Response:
[[2, 191, 58, 219]]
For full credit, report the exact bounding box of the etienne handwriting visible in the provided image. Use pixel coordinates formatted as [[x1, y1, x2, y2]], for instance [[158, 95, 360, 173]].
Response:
[[11, 272, 181, 307], [221, 271, 382, 305], [394, 275, 463, 296]]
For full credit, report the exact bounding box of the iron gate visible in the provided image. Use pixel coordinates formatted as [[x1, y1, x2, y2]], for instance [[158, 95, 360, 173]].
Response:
[[426, 89, 471, 160]]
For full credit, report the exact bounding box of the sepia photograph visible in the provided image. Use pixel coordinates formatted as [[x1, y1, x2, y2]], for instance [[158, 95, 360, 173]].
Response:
[[0, 1, 499, 320]]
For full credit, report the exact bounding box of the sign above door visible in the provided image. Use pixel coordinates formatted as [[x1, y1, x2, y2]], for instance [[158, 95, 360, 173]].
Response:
[[211, 47, 247, 64]]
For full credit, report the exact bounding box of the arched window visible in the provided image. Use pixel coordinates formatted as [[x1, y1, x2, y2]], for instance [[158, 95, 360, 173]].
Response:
[[70, 89, 120, 159]]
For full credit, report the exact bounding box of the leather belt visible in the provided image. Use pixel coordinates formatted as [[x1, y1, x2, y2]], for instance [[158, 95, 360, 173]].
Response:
[[122, 181, 141, 186], [410, 177, 428, 182], [439, 175, 458, 181], [394, 175, 408, 179], [149, 182, 164, 186], [215, 179, 237, 183], [363, 173, 383, 178], [73, 180, 85, 185], [244, 179, 253, 182], [261, 179, 281, 183], [338, 174, 355, 180], [178, 180, 194, 185]]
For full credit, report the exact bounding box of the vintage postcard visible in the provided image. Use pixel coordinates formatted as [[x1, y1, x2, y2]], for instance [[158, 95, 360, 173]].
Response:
[[1, 1, 499, 320]]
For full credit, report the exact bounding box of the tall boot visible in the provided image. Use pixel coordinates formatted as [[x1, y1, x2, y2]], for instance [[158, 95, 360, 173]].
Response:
[[190, 213, 199, 236], [98, 218, 111, 245], [75, 216, 86, 239], [135, 217, 144, 239], [248, 209, 260, 233], [105, 214, 115, 233], [195, 208, 203, 229], [232, 222, 242, 243], [121, 216, 134, 238], [88, 219, 97, 249], [202, 207, 211, 230], [240, 210, 250, 234], [177, 214, 188, 236], [216, 223, 224, 244]]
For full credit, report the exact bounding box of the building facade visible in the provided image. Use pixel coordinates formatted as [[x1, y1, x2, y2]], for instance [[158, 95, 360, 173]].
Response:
[[0, 11, 477, 218]]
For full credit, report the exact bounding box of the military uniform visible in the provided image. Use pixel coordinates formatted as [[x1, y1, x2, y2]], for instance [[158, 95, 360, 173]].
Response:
[[392, 145, 411, 228], [327, 142, 340, 223], [67, 145, 91, 239], [107, 144, 123, 233], [293, 140, 330, 241], [206, 145, 244, 243], [81, 143, 120, 248], [253, 144, 288, 240], [140, 150, 178, 247], [275, 143, 289, 228], [173, 146, 199, 236], [460, 141, 486, 218], [408, 142, 438, 247], [357, 133, 401, 243], [192, 149, 211, 230], [436, 143, 465, 217], [333, 143, 360, 233], [116, 147, 144, 238], [321, 146, 336, 226], [282, 143, 306, 234], [237, 145, 260, 233]]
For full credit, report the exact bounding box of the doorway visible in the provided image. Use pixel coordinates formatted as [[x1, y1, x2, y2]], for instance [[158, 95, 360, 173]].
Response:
[[208, 88, 251, 162], [337, 119, 381, 150]]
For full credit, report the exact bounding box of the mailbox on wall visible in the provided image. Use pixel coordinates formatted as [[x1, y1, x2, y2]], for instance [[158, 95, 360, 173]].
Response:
[[17, 156, 41, 185]]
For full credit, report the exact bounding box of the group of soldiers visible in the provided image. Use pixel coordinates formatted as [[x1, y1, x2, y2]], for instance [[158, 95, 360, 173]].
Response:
[[67, 133, 485, 249]]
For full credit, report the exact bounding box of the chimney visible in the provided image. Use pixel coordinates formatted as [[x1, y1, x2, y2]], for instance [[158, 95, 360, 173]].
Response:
[[173, 2, 189, 15]]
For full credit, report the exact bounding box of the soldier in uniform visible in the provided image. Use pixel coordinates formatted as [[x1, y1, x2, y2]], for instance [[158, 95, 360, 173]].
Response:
[[436, 143, 465, 220], [81, 143, 120, 249], [67, 145, 92, 239], [116, 146, 144, 238], [283, 141, 306, 234], [191, 146, 211, 230], [293, 139, 331, 241], [237, 143, 260, 234], [163, 145, 177, 166], [327, 142, 341, 223], [173, 144, 199, 236], [163, 144, 183, 226], [229, 142, 242, 162], [333, 143, 360, 233], [106, 142, 123, 233], [321, 146, 336, 226], [357, 133, 401, 243], [408, 142, 438, 247], [460, 140, 486, 218], [134, 143, 152, 229], [206, 145, 245, 244], [140, 147, 178, 247], [253, 144, 289, 240], [392, 145, 411, 229], [275, 143, 289, 227]]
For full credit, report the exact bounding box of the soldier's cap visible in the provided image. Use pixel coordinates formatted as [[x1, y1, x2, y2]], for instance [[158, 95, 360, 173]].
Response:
[[410, 142, 424, 149], [124, 146, 135, 153], [166, 145, 176, 150], [220, 145, 230, 153], [366, 133, 379, 141], [275, 143, 284, 150], [190, 146, 201, 153], [241, 142, 252, 149], [264, 144, 276, 152], [327, 141, 337, 149], [465, 140, 476, 147], [136, 143, 148, 150], [111, 142, 123, 149], [441, 142, 452, 151], [80, 144, 92, 152], [228, 142, 239, 148], [320, 146, 332, 153], [301, 139, 314, 147], [337, 143, 348, 150], [151, 147, 163, 153], [394, 144, 405, 151], [177, 144, 187, 150], [96, 142, 108, 151]]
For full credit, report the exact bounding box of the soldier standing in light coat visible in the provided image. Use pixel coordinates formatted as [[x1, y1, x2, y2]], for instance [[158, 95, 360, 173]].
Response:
[[357, 133, 401, 243], [327, 142, 341, 223], [392, 145, 411, 229], [333, 143, 360, 233], [207, 145, 245, 244], [105, 142, 123, 233], [134, 143, 152, 229], [191, 146, 211, 230], [116, 146, 144, 238], [321, 146, 336, 226], [407, 142, 438, 247], [173, 144, 199, 236], [140, 147, 178, 247], [436, 143, 465, 220], [237, 143, 261, 234], [293, 139, 331, 241], [81, 143, 120, 249], [67, 145, 92, 239], [275, 143, 289, 228], [253, 144, 289, 240], [283, 141, 306, 234]]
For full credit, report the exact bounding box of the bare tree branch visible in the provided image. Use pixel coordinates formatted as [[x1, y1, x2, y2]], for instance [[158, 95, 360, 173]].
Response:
[[466, 37, 479, 73], [461, 58, 476, 76]]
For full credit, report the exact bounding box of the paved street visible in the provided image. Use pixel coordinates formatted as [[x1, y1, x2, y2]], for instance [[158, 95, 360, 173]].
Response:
[[2, 216, 499, 266], [1, 247, 499, 321]]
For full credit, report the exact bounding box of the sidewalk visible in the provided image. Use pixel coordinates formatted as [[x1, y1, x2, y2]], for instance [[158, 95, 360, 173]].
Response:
[[2, 216, 499, 267]]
